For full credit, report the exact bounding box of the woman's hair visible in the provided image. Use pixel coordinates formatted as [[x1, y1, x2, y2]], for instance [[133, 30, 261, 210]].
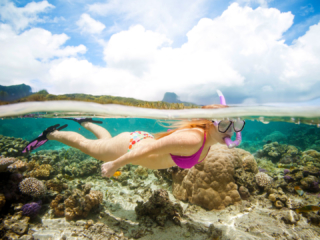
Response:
[[154, 104, 227, 139], [154, 119, 214, 139]]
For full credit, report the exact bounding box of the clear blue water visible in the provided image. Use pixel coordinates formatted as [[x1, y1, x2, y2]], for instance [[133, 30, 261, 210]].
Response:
[[1, 116, 319, 154]]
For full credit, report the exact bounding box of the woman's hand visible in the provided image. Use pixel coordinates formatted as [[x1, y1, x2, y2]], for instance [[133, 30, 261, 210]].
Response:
[[101, 161, 118, 178]]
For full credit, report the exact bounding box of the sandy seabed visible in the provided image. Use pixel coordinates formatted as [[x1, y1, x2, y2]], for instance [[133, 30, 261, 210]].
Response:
[[24, 172, 320, 240]]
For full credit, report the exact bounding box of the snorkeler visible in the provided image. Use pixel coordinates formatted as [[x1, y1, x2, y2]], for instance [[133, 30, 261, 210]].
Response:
[[22, 91, 245, 178]]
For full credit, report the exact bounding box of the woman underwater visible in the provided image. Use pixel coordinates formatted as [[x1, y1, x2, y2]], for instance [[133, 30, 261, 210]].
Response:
[[22, 91, 245, 178]]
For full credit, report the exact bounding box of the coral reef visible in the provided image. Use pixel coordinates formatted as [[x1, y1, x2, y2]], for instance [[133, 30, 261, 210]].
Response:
[[19, 177, 47, 198], [172, 145, 242, 210], [256, 142, 302, 164], [263, 131, 287, 143], [25, 149, 101, 178], [50, 194, 65, 217], [135, 189, 183, 226], [0, 135, 28, 157], [134, 166, 149, 179], [25, 162, 54, 178], [153, 168, 174, 185], [50, 184, 103, 220], [255, 172, 272, 188], [46, 178, 68, 192], [267, 188, 291, 208], [301, 149, 320, 168], [21, 201, 42, 217]]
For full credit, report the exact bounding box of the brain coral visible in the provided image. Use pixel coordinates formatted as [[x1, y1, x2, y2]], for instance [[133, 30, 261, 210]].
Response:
[[172, 145, 242, 210], [19, 177, 47, 197], [255, 172, 272, 187]]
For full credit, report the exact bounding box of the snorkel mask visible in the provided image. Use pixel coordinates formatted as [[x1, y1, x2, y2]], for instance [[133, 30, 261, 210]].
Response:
[[215, 90, 244, 149]]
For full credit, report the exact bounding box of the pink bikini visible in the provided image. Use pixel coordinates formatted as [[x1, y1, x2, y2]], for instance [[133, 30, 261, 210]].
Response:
[[170, 132, 210, 169]]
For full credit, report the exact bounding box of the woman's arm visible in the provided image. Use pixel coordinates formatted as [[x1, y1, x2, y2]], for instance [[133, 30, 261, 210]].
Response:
[[101, 129, 203, 177]]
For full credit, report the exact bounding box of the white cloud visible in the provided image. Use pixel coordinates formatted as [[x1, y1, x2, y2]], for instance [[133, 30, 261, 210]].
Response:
[[0, 23, 86, 85], [0, 0, 54, 32], [88, 0, 208, 39], [76, 13, 106, 35], [1, 2, 320, 105]]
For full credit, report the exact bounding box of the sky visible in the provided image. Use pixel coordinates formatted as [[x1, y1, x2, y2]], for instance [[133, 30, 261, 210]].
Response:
[[0, 0, 320, 105]]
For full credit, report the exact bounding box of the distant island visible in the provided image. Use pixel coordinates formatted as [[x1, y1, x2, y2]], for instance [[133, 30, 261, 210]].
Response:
[[0, 84, 199, 109], [0, 84, 33, 102]]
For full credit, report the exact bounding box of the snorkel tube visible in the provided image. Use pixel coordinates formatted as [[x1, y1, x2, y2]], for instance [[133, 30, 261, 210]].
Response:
[[217, 90, 242, 149]]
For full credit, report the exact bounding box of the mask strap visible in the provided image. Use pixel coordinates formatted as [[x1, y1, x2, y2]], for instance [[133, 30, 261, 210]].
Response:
[[217, 90, 242, 148]]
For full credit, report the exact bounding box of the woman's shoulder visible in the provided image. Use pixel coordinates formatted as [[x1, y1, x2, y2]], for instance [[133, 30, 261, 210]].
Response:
[[174, 127, 204, 134]]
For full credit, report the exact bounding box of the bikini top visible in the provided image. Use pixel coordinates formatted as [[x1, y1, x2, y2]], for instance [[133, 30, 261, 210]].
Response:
[[170, 131, 211, 169]]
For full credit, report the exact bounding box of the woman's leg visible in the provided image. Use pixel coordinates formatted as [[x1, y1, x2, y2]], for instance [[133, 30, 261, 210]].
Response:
[[47, 131, 129, 161], [81, 122, 112, 139]]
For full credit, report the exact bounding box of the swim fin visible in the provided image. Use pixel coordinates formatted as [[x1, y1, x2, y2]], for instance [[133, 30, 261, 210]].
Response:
[[63, 118, 103, 125], [22, 124, 68, 153]]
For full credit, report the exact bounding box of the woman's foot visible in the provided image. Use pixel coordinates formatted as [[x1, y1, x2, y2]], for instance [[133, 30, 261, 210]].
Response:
[[22, 124, 68, 153], [101, 161, 119, 178]]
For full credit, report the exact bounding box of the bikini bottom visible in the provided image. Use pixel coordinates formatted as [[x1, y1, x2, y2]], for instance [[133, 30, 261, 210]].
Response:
[[128, 131, 154, 152]]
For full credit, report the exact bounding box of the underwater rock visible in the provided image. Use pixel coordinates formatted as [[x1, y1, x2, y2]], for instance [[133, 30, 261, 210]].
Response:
[[3, 211, 30, 237], [172, 145, 242, 210], [135, 189, 183, 227], [19, 177, 47, 198], [234, 169, 257, 194], [134, 166, 149, 179], [7, 160, 27, 173], [237, 148, 259, 174], [0, 172, 26, 204], [238, 186, 250, 200], [0, 193, 5, 210], [255, 172, 272, 188], [0, 157, 17, 172], [302, 212, 320, 225], [271, 209, 300, 224]]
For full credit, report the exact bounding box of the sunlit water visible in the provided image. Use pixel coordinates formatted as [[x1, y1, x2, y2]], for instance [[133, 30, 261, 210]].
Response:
[[1, 100, 320, 153]]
